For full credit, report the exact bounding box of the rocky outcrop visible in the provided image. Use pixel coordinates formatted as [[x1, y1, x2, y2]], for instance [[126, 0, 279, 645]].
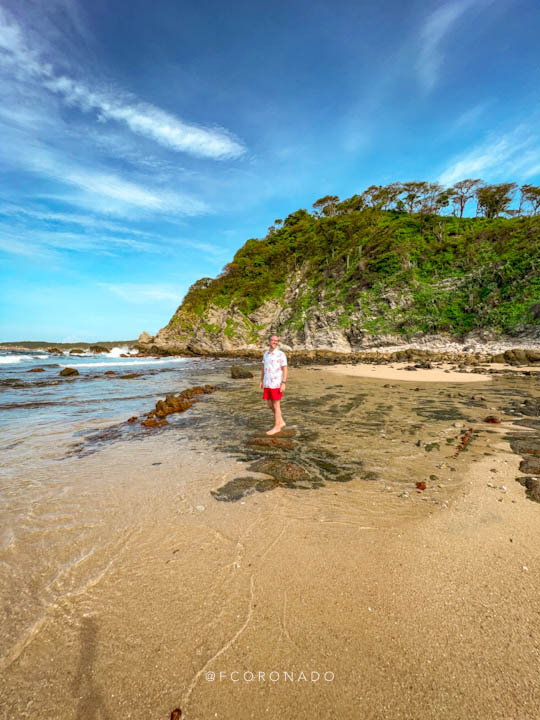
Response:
[[137, 270, 540, 359]]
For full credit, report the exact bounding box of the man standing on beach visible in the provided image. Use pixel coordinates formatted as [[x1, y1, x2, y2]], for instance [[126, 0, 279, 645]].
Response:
[[260, 334, 288, 436]]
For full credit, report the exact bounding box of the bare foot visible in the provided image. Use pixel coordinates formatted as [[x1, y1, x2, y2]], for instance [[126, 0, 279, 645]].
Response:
[[266, 427, 281, 435], [279, 422, 286, 429]]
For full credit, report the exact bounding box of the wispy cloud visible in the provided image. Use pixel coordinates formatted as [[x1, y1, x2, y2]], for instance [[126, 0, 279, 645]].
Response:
[[438, 124, 540, 185], [416, 0, 488, 91], [0, 127, 208, 217], [0, 6, 245, 160]]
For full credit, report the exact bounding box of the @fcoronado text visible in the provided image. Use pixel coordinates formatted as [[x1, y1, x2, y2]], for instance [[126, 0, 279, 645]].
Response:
[[205, 671, 335, 683]]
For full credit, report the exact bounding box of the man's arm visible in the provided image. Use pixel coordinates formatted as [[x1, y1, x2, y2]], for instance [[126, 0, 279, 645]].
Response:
[[280, 364, 288, 388], [260, 358, 265, 388]]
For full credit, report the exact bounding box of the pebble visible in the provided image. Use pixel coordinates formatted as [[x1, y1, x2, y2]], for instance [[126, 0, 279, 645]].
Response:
[[195, 505, 206, 512], [399, 491, 409, 498], [500, 485, 508, 493]]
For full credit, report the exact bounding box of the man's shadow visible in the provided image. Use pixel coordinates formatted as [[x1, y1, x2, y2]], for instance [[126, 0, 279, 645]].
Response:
[[72, 615, 111, 720]]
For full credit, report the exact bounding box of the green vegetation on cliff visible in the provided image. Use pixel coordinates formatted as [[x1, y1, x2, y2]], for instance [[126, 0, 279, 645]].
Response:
[[175, 187, 540, 338]]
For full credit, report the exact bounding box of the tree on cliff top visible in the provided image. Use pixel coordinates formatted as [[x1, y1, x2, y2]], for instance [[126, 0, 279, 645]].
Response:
[[449, 179, 483, 218], [475, 183, 517, 218]]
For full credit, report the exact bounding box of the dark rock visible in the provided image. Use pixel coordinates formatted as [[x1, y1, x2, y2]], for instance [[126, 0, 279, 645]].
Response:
[[231, 365, 254, 379], [141, 417, 168, 428], [211, 476, 278, 502], [515, 476, 540, 503], [89, 345, 109, 353], [484, 416, 501, 424], [60, 367, 79, 376], [104, 370, 116, 375], [520, 456, 540, 475], [27, 367, 45, 372], [46, 347, 61, 354], [248, 458, 312, 484], [525, 349, 540, 363], [119, 373, 142, 379], [520, 398, 540, 417], [69, 348, 85, 354], [246, 436, 295, 449], [509, 438, 540, 457]]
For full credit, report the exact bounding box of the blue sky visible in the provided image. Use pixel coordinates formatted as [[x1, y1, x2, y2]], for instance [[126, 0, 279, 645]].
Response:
[[1, 0, 539, 341]]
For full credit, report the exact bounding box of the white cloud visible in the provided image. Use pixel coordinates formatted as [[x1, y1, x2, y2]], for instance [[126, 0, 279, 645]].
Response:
[[0, 6, 245, 160], [416, 0, 489, 91], [438, 125, 540, 185], [0, 128, 208, 217]]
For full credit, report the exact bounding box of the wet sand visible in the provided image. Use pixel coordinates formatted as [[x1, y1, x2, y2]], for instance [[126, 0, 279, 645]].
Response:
[[1, 366, 539, 719]]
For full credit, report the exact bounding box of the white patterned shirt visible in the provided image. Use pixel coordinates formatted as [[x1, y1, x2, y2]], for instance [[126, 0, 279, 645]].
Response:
[[262, 349, 287, 389]]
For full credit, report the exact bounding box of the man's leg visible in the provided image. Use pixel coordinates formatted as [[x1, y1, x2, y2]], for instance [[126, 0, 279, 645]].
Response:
[[266, 398, 274, 411], [266, 399, 285, 434]]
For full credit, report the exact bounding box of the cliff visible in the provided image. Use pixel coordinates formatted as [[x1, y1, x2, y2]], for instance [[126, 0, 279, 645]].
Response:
[[137, 208, 540, 356]]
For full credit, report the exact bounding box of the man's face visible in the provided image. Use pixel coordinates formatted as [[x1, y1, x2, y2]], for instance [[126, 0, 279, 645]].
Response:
[[269, 336, 279, 349]]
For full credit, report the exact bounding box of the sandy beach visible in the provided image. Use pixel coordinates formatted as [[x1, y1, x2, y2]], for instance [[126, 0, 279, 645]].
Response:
[[1, 361, 539, 719], [322, 360, 540, 383]]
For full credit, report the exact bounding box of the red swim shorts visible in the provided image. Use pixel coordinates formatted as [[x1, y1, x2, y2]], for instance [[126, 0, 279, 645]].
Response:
[[263, 387, 282, 401]]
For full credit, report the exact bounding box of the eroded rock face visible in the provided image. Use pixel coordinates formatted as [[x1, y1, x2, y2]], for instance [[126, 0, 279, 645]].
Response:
[[135, 269, 540, 357]]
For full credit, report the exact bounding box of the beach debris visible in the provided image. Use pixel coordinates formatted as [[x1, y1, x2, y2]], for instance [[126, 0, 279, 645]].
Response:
[[487, 482, 496, 488], [195, 505, 206, 512], [170, 709, 182, 720], [500, 485, 508, 493], [453, 427, 474, 458], [399, 491, 409, 498], [416, 481, 426, 491], [416, 440, 425, 447], [484, 416, 501, 424], [231, 364, 254, 379], [127, 416, 138, 423], [424, 442, 440, 452], [522, 566, 529, 572], [59, 367, 79, 376]]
